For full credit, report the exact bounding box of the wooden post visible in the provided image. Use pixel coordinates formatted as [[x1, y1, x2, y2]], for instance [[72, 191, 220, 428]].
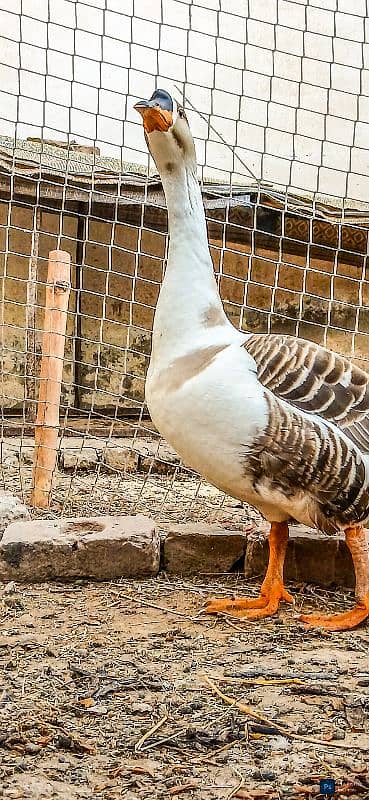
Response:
[[31, 250, 71, 508]]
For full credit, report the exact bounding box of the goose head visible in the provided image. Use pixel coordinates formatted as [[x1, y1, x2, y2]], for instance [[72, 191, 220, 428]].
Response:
[[134, 89, 196, 175]]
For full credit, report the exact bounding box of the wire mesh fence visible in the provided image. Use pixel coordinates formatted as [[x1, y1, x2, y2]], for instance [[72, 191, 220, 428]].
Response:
[[0, 0, 369, 524]]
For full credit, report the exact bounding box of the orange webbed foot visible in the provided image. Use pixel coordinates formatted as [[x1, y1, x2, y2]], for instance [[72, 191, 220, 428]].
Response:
[[299, 602, 369, 632], [299, 539, 369, 631], [205, 583, 294, 620], [205, 521, 292, 621]]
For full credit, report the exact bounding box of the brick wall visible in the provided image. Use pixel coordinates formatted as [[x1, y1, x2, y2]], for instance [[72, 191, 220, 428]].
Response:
[[1, 198, 368, 413]]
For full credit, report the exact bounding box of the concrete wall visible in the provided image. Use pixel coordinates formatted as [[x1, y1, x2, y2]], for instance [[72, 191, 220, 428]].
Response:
[[0, 201, 77, 409]]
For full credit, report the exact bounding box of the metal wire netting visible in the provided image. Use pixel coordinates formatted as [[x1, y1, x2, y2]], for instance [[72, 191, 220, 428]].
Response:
[[0, 0, 369, 522]]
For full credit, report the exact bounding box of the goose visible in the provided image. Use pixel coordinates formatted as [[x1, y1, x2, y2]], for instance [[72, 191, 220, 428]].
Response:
[[134, 89, 369, 631]]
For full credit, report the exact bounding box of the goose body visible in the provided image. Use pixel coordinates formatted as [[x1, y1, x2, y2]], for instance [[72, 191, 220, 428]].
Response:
[[135, 90, 369, 630], [147, 332, 369, 532]]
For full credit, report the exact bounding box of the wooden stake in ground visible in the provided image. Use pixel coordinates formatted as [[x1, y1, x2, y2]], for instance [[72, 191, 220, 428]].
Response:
[[31, 250, 71, 509]]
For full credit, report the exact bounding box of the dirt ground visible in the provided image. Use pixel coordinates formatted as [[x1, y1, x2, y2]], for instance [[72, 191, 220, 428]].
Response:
[[1, 574, 369, 800]]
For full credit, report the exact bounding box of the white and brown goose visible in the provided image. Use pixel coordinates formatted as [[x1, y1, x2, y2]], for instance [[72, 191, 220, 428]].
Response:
[[135, 89, 369, 631]]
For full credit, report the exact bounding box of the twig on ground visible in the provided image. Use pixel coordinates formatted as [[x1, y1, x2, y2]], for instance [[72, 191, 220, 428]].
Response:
[[226, 767, 245, 800], [219, 616, 257, 632], [140, 730, 184, 751], [219, 676, 306, 687], [135, 714, 168, 752], [203, 675, 367, 751], [117, 591, 197, 620]]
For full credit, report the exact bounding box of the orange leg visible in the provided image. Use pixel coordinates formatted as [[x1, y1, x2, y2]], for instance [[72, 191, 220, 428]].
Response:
[[205, 521, 293, 620], [300, 526, 369, 631]]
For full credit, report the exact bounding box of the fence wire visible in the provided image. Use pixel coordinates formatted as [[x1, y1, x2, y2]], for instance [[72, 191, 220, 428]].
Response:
[[0, 0, 369, 524]]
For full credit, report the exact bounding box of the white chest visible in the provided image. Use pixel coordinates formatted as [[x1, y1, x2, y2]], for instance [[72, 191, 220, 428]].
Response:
[[145, 343, 268, 497]]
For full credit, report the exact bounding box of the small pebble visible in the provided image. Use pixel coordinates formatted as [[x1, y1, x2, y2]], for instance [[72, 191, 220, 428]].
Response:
[[90, 636, 105, 648], [24, 743, 42, 755], [131, 701, 153, 714], [89, 704, 108, 715], [215, 754, 228, 764], [253, 747, 269, 759], [260, 771, 276, 781], [333, 728, 346, 740], [4, 581, 17, 595], [270, 735, 291, 751]]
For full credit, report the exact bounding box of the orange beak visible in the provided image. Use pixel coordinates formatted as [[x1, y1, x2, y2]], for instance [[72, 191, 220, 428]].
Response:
[[134, 100, 173, 133]]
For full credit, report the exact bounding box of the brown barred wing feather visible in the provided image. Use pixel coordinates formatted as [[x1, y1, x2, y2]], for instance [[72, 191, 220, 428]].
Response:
[[248, 391, 369, 535], [244, 334, 369, 454]]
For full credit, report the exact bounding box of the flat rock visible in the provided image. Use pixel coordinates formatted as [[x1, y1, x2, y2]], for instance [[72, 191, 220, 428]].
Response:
[[0, 515, 159, 582], [60, 448, 99, 471], [103, 448, 139, 472], [245, 524, 355, 588], [0, 492, 30, 539], [56, 438, 178, 474], [162, 523, 247, 575], [136, 440, 180, 474], [1, 443, 21, 468]]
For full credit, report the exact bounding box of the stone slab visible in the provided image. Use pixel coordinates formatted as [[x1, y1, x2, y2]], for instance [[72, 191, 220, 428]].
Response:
[[162, 523, 248, 575], [103, 448, 139, 472], [53, 437, 179, 475], [135, 441, 180, 474], [0, 510, 359, 587], [60, 448, 99, 471], [0, 492, 30, 539], [245, 525, 355, 588], [0, 515, 159, 582], [3, 435, 184, 476]]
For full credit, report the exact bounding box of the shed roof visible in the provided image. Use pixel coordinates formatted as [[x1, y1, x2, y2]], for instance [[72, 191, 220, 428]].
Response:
[[0, 135, 369, 226]]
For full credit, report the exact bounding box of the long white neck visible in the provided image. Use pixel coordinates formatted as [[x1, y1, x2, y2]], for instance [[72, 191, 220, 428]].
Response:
[[150, 163, 236, 366]]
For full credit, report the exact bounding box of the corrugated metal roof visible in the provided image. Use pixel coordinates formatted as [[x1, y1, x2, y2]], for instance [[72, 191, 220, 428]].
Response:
[[0, 135, 149, 177]]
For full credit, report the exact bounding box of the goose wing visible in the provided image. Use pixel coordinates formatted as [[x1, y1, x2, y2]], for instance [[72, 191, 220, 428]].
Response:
[[244, 334, 369, 454], [247, 388, 368, 533]]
